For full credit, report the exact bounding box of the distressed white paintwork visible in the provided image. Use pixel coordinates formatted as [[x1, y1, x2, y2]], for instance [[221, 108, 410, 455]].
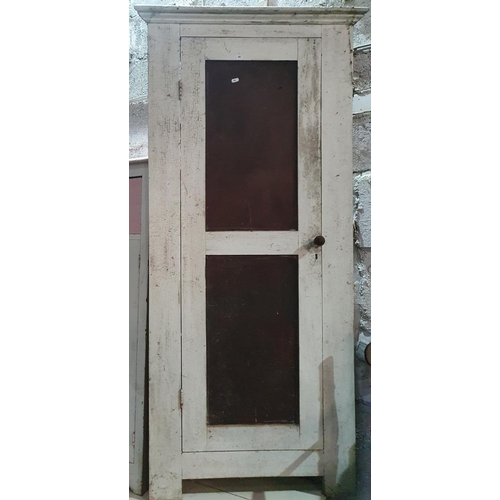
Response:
[[137, 8, 367, 499], [182, 451, 322, 479], [181, 34, 323, 454], [180, 36, 208, 454], [297, 36, 323, 451], [135, 6, 368, 25], [321, 24, 356, 496], [204, 37, 297, 60], [129, 161, 149, 496], [206, 231, 299, 255], [147, 23, 182, 500], [206, 425, 302, 452], [181, 24, 321, 37]]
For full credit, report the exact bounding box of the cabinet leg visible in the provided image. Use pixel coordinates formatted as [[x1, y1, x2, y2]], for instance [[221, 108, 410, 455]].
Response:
[[148, 473, 182, 500], [322, 463, 356, 499]]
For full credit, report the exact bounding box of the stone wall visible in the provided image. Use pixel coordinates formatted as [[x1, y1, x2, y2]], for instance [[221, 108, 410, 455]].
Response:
[[129, 0, 371, 354]]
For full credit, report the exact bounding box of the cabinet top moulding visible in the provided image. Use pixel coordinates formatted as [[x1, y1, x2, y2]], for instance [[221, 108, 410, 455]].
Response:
[[135, 6, 368, 26]]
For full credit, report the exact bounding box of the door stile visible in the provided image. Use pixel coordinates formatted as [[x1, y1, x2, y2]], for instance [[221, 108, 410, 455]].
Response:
[[297, 37, 323, 450], [180, 36, 208, 453]]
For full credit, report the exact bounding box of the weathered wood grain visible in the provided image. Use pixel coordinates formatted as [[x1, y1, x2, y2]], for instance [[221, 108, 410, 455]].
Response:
[[147, 23, 182, 500], [321, 24, 356, 498], [180, 36, 208, 454], [206, 231, 299, 255], [204, 37, 297, 60], [181, 24, 321, 38], [182, 451, 323, 479], [297, 37, 323, 451]]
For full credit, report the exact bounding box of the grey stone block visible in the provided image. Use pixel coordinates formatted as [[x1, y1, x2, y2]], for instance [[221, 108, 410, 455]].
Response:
[[353, 50, 370, 95], [129, 58, 148, 101], [354, 247, 371, 339], [353, 112, 371, 173], [130, 99, 149, 159], [353, 171, 371, 247], [353, 7, 370, 47]]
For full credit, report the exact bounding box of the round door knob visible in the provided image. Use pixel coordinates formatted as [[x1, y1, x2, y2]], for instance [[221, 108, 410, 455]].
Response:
[[313, 235, 326, 247]]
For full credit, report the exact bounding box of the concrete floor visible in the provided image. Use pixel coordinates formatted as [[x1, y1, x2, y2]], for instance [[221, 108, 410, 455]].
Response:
[[130, 477, 326, 499], [130, 360, 371, 500]]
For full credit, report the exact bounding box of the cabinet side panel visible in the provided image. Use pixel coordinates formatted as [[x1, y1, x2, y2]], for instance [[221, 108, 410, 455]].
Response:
[[321, 24, 356, 496], [148, 23, 182, 500]]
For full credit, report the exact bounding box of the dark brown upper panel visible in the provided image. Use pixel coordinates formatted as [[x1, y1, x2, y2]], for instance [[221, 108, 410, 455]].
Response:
[[205, 60, 298, 231]]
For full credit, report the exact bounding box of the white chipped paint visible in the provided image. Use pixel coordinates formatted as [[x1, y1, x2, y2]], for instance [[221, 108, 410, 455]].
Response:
[[321, 24, 356, 495]]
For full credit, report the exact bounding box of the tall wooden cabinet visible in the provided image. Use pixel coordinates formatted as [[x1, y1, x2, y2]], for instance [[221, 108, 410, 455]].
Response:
[[135, 7, 368, 500]]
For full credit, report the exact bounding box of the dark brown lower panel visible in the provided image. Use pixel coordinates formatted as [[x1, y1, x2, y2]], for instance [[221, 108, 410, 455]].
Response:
[[206, 255, 299, 425]]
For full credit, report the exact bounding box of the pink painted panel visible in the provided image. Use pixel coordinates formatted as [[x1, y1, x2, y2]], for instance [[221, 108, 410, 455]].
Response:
[[129, 177, 142, 234]]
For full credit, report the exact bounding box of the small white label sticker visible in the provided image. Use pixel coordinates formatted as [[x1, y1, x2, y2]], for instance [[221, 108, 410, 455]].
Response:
[[231, 78, 239, 83]]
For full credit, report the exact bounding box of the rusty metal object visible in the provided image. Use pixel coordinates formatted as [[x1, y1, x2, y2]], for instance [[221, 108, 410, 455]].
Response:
[[364, 343, 371, 366]]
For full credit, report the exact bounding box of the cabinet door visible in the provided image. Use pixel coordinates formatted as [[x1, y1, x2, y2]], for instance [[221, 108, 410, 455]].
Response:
[[181, 37, 322, 453]]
